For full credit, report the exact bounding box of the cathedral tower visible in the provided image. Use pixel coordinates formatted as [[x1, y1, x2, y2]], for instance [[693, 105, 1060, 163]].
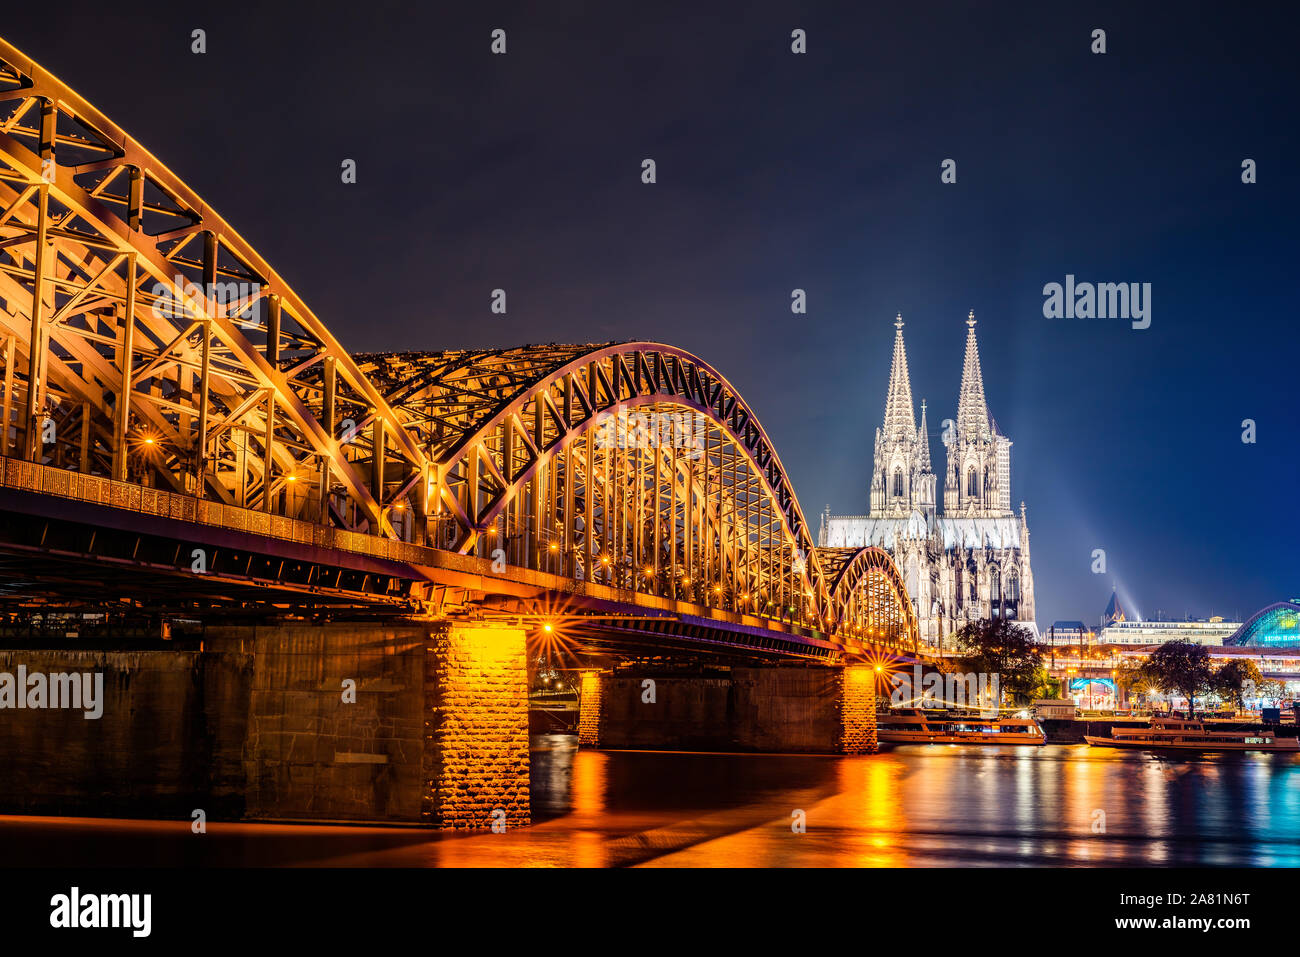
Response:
[[944, 311, 1012, 518], [870, 316, 935, 518], [823, 310, 1038, 646]]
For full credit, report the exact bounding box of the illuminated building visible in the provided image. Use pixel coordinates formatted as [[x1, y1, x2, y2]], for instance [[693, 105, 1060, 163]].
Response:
[[1047, 620, 1096, 646], [1225, 600, 1300, 647], [820, 312, 1037, 647], [1091, 589, 1239, 646], [1099, 619, 1238, 647]]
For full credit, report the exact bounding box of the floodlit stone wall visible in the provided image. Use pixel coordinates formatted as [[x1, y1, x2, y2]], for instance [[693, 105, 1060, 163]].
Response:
[[0, 620, 533, 828], [422, 622, 530, 828]]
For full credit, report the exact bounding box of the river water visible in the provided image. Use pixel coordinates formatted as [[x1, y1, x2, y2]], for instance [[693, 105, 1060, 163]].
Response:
[[5, 733, 1298, 867], [503, 734, 1300, 867]]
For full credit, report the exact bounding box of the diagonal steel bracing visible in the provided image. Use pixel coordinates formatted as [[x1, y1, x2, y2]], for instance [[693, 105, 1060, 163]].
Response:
[[0, 37, 920, 654]]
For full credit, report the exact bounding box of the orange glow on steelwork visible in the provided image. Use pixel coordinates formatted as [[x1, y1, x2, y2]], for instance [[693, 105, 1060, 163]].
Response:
[[0, 34, 934, 662]]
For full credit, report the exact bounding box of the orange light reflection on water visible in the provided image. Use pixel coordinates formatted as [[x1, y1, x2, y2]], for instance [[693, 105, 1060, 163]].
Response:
[[832, 752, 909, 867]]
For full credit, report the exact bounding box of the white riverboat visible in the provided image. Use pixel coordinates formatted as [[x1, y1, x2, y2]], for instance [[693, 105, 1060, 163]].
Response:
[[877, 709, 1046, 745], [1084, 717, 1300, 752]]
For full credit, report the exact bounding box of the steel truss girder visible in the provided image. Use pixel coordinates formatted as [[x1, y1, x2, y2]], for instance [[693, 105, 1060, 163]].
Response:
[[0, 37, 426, 538], [817, 545, 921, 652], [363, 343, 891, 631]]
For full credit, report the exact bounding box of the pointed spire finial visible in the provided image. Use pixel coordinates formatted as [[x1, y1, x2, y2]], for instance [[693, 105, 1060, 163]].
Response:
[[955, 311, 990, 438], [917, 398, 932, 473], [882, 315, 917, 442]]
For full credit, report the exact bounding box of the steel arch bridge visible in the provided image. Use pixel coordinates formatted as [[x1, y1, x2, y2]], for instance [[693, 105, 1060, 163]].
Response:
[[0, 36, 919, 658]]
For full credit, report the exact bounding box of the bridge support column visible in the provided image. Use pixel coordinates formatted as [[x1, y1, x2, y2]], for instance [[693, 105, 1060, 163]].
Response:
[[582, 664, 878, 754], [577, 670, 604, 747], [839, 665, 878, 754], [423, 622, 531, 828]]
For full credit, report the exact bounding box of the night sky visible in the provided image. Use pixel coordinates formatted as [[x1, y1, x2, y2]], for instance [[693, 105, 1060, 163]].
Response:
[[6, 1, 1296, 628]]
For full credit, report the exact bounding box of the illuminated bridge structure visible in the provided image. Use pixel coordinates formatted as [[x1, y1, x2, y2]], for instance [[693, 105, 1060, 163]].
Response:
[[0, 37, 919, 826], [0, 36, 919, 664]]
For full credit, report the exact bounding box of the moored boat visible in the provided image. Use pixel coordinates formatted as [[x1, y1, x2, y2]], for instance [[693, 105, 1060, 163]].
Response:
[[1084, 717, 1300, 752], [878, 709, 1046, 745]]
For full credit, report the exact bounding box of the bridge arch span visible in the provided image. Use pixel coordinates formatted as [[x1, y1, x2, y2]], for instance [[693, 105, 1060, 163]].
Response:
[[359, 343, 856, 632], [817, 545, 921, 652]]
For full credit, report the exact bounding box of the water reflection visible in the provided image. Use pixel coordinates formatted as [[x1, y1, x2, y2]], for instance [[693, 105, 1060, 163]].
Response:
[[6, 735, 1300, 867], [516, 736, 1300, 868], [412, 736, 1300, 867]]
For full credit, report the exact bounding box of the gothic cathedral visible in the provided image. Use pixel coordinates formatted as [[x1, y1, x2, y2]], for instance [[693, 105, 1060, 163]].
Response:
[[819, 312, 1038, 648]]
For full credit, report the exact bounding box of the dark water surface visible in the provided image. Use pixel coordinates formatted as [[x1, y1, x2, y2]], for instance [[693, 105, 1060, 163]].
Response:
[[5, 733, 1299, 867]]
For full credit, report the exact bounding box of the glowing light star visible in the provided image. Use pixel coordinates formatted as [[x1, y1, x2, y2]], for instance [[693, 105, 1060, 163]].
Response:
[[524, 594, 590, 671]]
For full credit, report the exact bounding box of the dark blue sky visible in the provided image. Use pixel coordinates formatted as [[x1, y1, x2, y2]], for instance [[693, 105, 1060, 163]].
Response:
[[9, 0, 1297, 627]]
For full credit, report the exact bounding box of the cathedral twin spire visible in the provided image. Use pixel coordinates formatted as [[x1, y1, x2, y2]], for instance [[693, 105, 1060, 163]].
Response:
[[883, 315, 917, 443], [890, 309, 994, 447], [873, 314, 935, 518], [872, 311, 1003, 520], [942, 311, 1010, 517], [884, 312, 992, 473], [956, 310, 992, 439], [837, 311, 1035, 638]]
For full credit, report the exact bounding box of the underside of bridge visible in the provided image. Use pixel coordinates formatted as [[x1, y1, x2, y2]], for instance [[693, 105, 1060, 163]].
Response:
[[0, 37, 917, 827]]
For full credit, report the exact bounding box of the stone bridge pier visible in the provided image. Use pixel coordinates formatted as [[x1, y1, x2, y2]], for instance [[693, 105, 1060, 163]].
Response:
[[224, 619, 533, 828], [576, 663, 877, 754], [0, 620, 531, 829], [422, 622, 531, 828]]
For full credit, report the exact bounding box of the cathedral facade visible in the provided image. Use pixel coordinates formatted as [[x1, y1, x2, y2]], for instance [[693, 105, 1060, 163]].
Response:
[[819, 312, 1038, 648]]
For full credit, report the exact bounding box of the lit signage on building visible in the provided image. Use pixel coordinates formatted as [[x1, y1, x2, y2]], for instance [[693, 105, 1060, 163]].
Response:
[[1068, 677, 1116, 709]]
